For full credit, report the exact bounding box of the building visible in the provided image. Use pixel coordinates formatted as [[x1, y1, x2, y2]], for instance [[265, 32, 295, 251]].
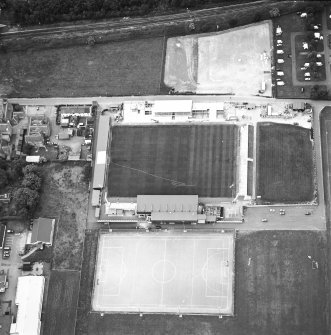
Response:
[[92, 114, 111, 190], [0, 270, 8, 293], [59, 105, 92, 117], [25, 115, 50, 148], [122, 100, 193, 122], [292, 102, 305, 111], [137, 195, 205, 223], [0, 121, 12, 141], [29, 218, 55, 246], [0, 225, 5, 250], [100, 202, 138, 222], [10, 276, 45, 335], [0, 194, 10, 203]]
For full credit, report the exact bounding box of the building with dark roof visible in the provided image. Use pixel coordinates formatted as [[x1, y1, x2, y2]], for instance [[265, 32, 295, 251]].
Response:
[[30, 218, 55, 245], [137, 195, 202, 223]]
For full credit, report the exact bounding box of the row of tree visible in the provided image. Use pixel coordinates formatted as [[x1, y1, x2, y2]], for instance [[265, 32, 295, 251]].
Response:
[[3, 0, 248, 26], [11, 164, 43, 218]]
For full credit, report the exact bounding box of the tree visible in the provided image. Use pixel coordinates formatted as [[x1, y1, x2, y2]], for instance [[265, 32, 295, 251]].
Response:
[[0, 168, 8, 189], [269, 7, 280, 18], [12, 187, 39, 217], [22, 164, 41, 177], [22, 173, 42, 191], [22, 143, 35, 155], [8, 159, 26, 180]]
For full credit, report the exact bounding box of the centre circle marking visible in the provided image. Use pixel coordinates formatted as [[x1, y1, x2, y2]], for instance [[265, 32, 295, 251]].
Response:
[[152, 260, 176, 284]]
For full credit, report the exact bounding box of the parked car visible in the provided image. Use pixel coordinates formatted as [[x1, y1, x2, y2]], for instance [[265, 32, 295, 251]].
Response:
[[3, 251, 10, 258], [261, 218, 268, 222], [305, 77, 311, 81], [305, 211, 312, 215], [6, 229, 14, 234], [3, 247, 11, 251]]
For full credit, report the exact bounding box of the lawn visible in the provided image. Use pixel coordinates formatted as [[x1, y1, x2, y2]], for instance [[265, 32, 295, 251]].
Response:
[[75, 230, 328, 335], [256, 122, 314, 203], [248, 124, 254, 159], [0, 37, 165, 98], [42, 270, 80, 335], [108, 124, 239, 197]]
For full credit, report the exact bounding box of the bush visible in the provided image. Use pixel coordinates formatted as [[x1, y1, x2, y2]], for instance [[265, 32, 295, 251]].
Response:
[[22, 164, 42, 177], [22, 173, 42, 191], [22, 143, 35, 155], [12, 187, 40, 218]]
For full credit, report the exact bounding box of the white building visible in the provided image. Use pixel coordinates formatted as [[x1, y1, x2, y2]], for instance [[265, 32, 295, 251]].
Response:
[[10, 276, 45, 335], [122, 100, 193, 122]]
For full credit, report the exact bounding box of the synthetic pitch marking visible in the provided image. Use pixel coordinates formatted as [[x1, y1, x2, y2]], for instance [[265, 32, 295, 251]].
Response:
[[93, 232, 234, 314]]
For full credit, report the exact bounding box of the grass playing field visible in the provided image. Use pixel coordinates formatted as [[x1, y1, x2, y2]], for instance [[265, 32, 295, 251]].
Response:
[[256, 122, 314, 203], [76, 230, 328, 335], [0, 37, 164, 97], [42, 270, 80, 335], [107, 124, 239, 198]]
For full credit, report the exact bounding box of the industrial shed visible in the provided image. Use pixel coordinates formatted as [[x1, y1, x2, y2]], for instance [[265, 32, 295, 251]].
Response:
[[10, 276, 45, 335]]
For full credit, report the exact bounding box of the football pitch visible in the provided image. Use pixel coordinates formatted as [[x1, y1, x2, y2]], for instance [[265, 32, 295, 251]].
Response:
[[92, 231, 235, 315], [256, 122, 314, 203], [107, 124, 238, 197]]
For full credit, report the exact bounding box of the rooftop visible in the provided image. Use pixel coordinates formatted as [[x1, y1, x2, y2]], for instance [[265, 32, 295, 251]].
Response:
[[31, 218, 55, 245], [137, 195, 198, 213], [11, 276, 45, 335]]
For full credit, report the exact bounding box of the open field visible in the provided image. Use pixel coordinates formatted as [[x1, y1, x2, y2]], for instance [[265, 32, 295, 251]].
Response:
[[256, 122, 314, 203], [93, 231, 234, 315], [76, 230, 328, 335], [42, 270, 80, 335], [36, 162, 89, 269], [108, 124, 238, 198], [0, 37, 164, 97], [164, 22, 272, 95]]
